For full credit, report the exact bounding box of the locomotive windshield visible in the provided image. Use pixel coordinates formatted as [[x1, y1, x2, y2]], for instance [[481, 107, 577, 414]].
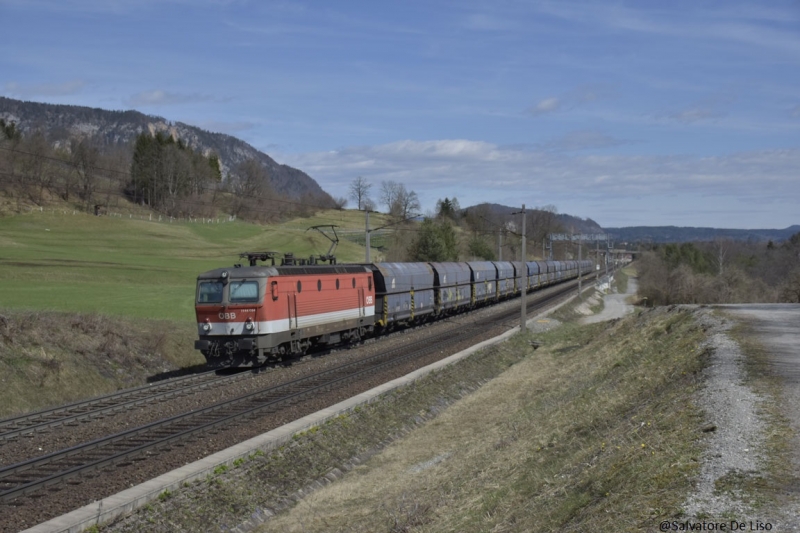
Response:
[[197, 281, 223, 304], [229, 280, 260, 303]]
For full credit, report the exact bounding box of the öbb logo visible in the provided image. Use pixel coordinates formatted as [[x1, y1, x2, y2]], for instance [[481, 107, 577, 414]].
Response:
[[218, 312, 237, 320]]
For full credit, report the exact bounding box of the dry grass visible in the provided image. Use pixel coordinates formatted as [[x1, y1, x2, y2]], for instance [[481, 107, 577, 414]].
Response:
[[0, 309, 204, 417], [548, 285, 602, 323], [260, 306, 708, 533]]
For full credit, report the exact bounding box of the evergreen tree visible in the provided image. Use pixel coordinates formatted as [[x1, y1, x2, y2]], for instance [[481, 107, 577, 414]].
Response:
[[130, 131, 216, 213], [410, 219, 459, 261], [468, 234, 495, 260]]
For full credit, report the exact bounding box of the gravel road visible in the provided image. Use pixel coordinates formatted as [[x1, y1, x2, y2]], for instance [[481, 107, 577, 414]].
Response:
[[581, 276, 637, 324], [576, 277, 800, 529], [683, 304, 800, 531]]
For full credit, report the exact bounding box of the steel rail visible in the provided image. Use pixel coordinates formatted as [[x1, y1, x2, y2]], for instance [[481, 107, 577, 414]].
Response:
[[0, 370, 256, 442]]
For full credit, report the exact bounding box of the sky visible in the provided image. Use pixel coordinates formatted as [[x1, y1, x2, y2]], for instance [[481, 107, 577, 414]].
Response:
[[1, 0, 799, 229]]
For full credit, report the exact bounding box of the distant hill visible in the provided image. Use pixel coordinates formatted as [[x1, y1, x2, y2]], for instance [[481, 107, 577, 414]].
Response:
[[0, 96, 332, 203], [605, 225, 800, 243], [470, 203, 604, 235], [464, 203, 799, 244]]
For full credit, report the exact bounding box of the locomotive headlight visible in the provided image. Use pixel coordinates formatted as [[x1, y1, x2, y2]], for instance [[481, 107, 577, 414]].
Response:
[[221, 271, 229, 279], [245, 319, 254, 331], [203, 319, 212, 332]]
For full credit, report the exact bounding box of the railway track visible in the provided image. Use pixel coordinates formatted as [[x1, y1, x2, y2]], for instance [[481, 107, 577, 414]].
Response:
[[0, 275, 595, 507], [0, 369, 254, 442]]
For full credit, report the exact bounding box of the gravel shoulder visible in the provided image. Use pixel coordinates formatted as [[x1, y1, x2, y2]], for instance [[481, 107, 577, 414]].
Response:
[[683, 304, 800, 530]]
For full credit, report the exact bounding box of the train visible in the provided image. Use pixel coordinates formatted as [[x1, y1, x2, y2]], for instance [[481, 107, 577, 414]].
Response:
[[194, 254, 595, 368]]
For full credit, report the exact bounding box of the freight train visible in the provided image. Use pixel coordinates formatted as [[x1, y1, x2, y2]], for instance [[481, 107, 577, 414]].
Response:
[[194, 254, 594, 368]]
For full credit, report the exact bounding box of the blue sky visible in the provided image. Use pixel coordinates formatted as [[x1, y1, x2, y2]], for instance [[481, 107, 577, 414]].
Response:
[[1, 0, 799, 228]]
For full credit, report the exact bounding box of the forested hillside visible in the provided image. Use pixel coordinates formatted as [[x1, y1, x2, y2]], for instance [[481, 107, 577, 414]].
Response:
[[0, 96, 332, 204], [0, 99, 340, 222], [636, 236, 800, 304]]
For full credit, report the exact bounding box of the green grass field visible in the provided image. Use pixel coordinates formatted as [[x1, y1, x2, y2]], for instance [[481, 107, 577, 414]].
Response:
[[0, 209, 386, 321]]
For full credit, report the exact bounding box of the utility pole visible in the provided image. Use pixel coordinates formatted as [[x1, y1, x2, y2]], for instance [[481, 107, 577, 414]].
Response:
[[498, 229, 502, 261], [518, 204, 527, 331], [578, 233, 583, 299], [594, 239, 600, 288], [365, 210, 371, 263]]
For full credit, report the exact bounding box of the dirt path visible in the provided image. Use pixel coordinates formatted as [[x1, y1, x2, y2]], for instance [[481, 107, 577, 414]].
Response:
[[581, 276, 638, 324]]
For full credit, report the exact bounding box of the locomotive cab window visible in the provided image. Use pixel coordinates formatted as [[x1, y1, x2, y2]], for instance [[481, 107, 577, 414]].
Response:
[[197, 281, 223, 304], [229, 281, 260, 303]]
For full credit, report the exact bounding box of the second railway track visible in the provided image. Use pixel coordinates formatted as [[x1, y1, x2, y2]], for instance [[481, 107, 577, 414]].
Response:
[[0, 368, 255, 442]]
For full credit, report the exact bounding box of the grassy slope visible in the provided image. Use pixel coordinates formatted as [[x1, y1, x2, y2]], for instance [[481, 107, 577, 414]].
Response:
[[257, 307, 707, 533], [0, 310, 203, 417], [0, 209, 387, 321]]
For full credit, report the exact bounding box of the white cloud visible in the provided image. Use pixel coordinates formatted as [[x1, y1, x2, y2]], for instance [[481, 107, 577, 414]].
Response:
[[530, 97, 561, 116], [277, 140, 800, 226], [667, 107, 724, 124], [127, 90, 212, 107], [532, 1, 800, 57], [542, 130, 630, 151], [529, 84, 612, 117], [3, 80, 85, 97]]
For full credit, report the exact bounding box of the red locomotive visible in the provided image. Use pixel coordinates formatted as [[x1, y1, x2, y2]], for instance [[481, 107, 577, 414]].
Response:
[[195, 253, 375, 368]]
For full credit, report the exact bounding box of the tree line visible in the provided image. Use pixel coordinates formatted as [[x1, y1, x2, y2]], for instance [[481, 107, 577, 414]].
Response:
[[637, 238, 800, 304], [347, 175, 569, 263]]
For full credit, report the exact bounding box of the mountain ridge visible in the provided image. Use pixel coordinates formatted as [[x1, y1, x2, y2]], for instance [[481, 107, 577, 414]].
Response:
[[604, 225, 800, 243], [0, 96, 331, 203]]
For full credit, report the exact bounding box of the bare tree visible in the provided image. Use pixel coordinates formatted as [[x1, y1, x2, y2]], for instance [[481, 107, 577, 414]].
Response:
[[529, 204, 559, 244], [781, 267, 800, 303], [0, 120, 22, 195], [231, 158, 268, 198], [71, 138, 99, 209], [20, 132, 53, 205], [714, 238, 729, 276], [381, 180, 420, 218], [349, 176, 372, 210], [395, 187, 420, 219], [380, 180, 401, 212], [230, 158, 269, 217]]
